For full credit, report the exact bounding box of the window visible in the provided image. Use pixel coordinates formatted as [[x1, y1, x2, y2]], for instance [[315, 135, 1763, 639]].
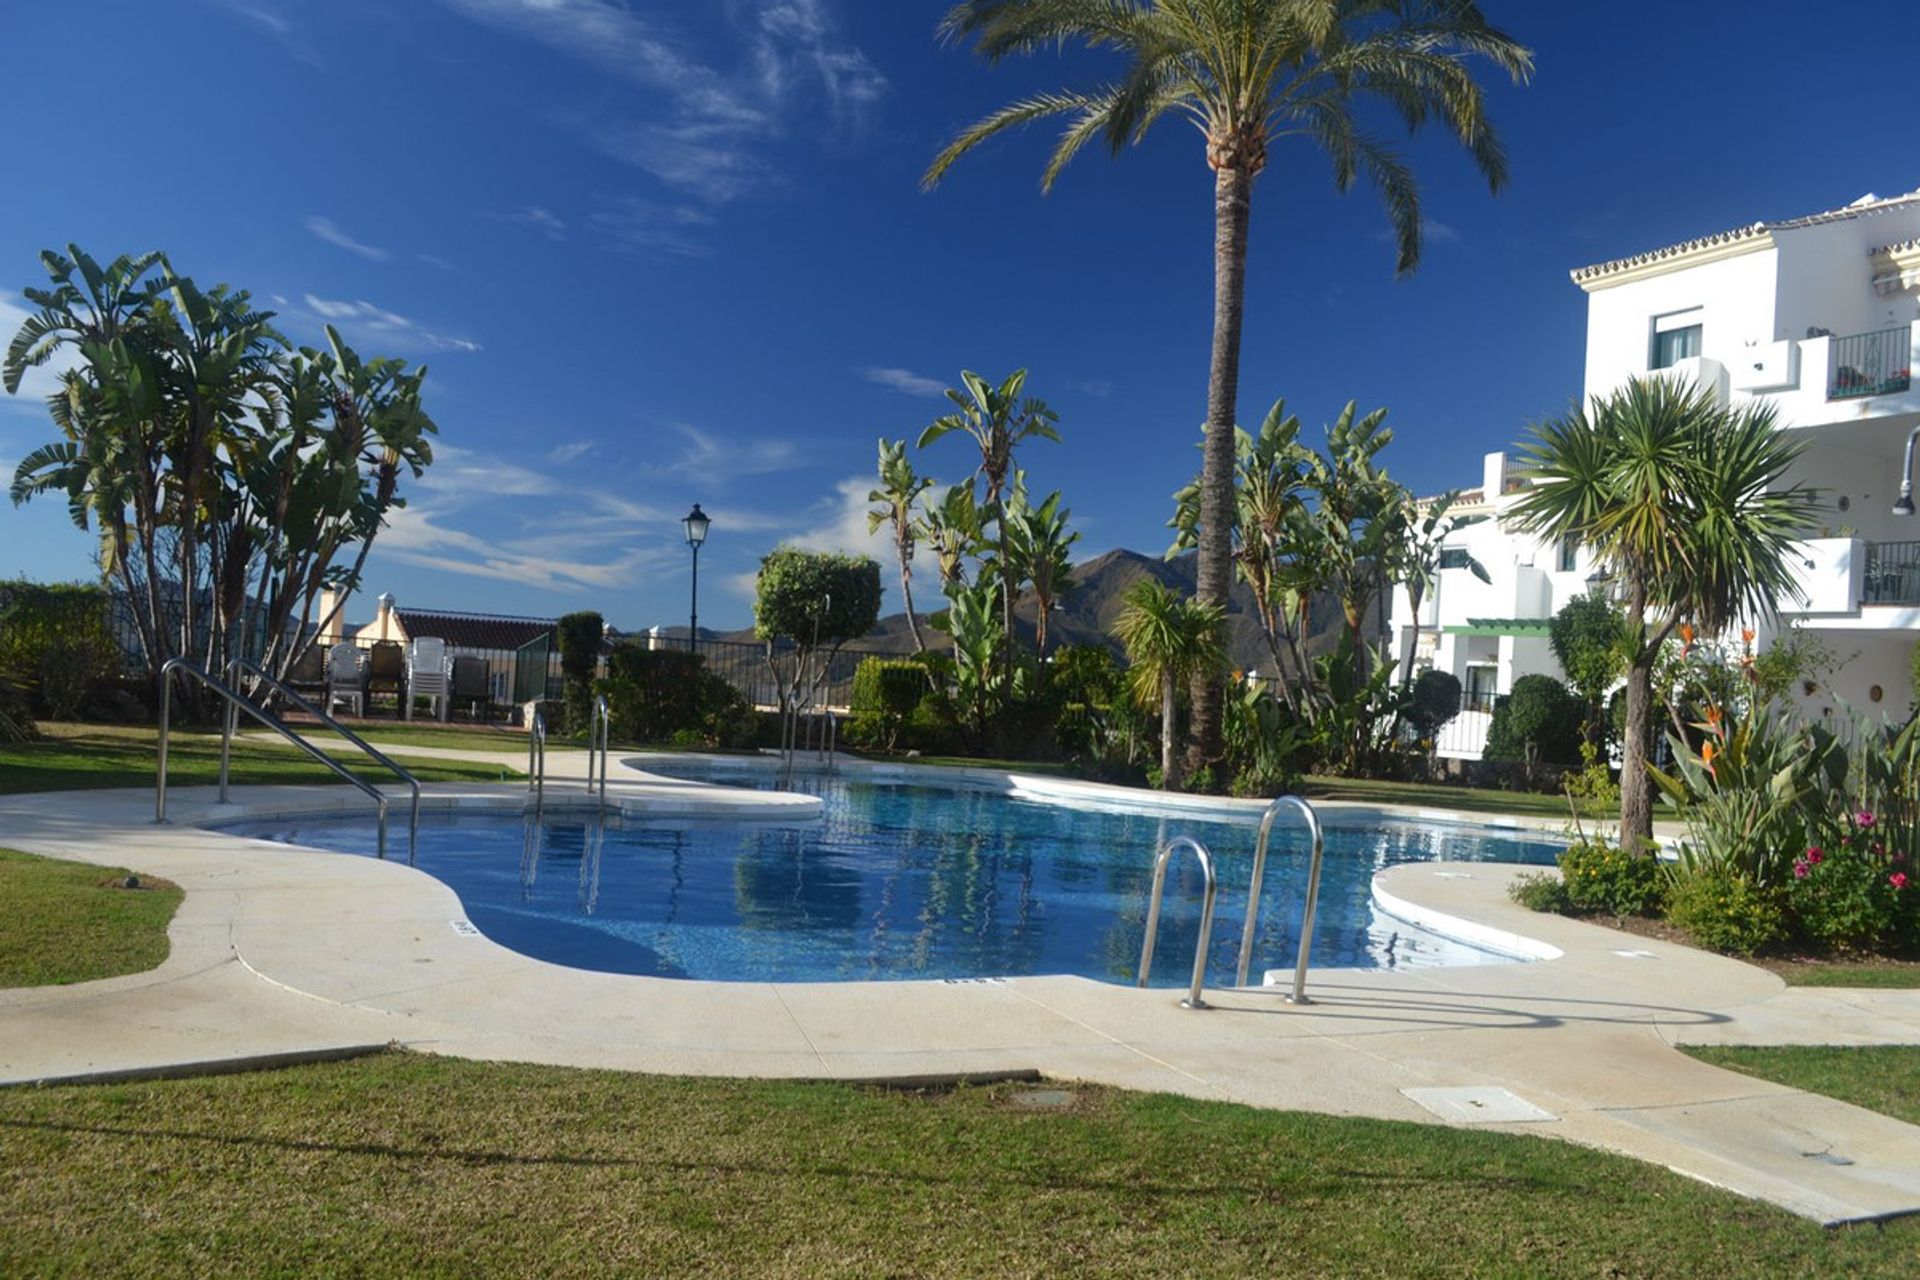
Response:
[[1439, 548, 1472, 571], [1557, 537, 1578, 573], [1464, 665, 1497, 714], [1651, 309, 1704, 370]]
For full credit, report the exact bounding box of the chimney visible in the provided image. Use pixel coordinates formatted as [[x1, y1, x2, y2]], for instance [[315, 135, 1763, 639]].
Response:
[[317, 588, 343, 644], [376, 592, 395, 640], [1483, 451, 1508, 500]]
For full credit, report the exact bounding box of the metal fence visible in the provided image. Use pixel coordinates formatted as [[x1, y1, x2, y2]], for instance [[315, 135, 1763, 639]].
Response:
[[1865, 540, 1920, 605], [670, 636, 900, 711], [1828, 326, 1913, 400]]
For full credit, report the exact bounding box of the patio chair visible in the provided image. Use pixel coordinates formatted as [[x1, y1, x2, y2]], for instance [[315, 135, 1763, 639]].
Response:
[[449, 655, 492, 723], [365, 640, 406, 716], [324, 642, 365, 717], [285, 645, 326, 698], [407, 637, 451, 721]]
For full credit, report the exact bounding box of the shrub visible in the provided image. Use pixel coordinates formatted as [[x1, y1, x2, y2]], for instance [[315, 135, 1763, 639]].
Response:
[[600, 646, 754, 747], [1508, 872, 1571, 914], [555, 611, 603, 733], [847, 658, 928, 752], [1783, 815, 1917, 953], [1484, 674, 1583, 768], [1665, 865, 1786, 956], [1556, 838, 1664, 916], [0, 581, 121, 720], [1404, 669, 1462, 741]]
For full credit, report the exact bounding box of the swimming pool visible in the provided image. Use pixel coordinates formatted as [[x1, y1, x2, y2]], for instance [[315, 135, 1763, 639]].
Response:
[[218, 767, 1564, 986]]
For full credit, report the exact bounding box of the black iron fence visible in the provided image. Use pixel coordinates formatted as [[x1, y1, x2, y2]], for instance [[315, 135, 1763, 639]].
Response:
[[1865, 540, 1920, 604], [1828, 326, 1913, 400], [672, 637, 901, 710]]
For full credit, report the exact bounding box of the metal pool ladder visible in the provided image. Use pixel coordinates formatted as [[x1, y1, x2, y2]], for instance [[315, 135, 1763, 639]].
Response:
[[527, 707, 548, 817], [155, 658, 406, 862], [1135, 795, 1327, 1010], [527, 697, 611, 819], [585, 695, 610, 812]]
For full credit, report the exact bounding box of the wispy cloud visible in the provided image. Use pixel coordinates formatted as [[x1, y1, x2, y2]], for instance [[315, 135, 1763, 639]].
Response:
[[860, 367, 948, 398], [1066, 377, 1114, 398], [206, 0, 323, 68], [493, 206, 568, 241], [417, 253, 457, 271], [300, 294, 482, 354], [304, 216, 390, 262], [443, 0, 884, 234], [547, 440, 596, 464], [1374, 217, 1460, 246], [648, 423, 806, 485], [586, 197, 715, 258]]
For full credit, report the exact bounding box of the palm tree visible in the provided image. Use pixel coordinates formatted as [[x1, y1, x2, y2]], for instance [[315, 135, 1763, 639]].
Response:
[[1004, 488, 1079, 656], [867, 438, 936, 652], [1382, 489, 1488, 688], [1507, 377, 1819, 849], [918, 369, 1060, 667], [925, 0, 1532, 773], [1113, 578, 1226, 790], [918, 484, 983, 590]]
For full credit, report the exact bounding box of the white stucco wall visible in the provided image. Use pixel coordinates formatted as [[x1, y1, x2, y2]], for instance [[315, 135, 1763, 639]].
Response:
[[1582, 248, 1779, 401]]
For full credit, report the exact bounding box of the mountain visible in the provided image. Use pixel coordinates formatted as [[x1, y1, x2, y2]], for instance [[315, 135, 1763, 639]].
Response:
[[683, 547, 1379, 675]]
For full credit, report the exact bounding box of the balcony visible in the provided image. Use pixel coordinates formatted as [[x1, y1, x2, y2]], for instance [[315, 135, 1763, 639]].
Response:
[[1866, 540, 1920, 604], [1828, 327, 1913, 401]]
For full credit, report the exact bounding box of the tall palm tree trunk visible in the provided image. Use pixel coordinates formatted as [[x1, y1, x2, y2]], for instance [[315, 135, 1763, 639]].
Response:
[[1161, 675, 1180, 790], [898, 547, 925, 653], [1189, 162, 1254, 774]]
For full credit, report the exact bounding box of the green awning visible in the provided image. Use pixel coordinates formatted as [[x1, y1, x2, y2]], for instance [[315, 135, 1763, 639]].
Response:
[[1440, 618, 1553, 638]]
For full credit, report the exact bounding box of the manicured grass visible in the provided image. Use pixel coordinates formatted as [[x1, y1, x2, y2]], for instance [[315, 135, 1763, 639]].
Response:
[[0, 848, 181, 987], [0, 1054, 1911, 1278], [1683, 1045, 1920, 1128], [0, 723, 520, 795], [320, 722, 579, 754], [1775, 963, 1920, 989], [1301, 774, 1578, 819]]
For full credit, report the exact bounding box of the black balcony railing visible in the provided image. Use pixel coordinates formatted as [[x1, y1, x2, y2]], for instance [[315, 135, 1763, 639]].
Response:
[[1828, 327, 1913, 400], [1864, 540, 1920, 604]]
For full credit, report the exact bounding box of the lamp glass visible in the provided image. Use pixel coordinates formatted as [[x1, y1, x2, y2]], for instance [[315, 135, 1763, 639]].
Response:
[[683, 503, 711, 547]]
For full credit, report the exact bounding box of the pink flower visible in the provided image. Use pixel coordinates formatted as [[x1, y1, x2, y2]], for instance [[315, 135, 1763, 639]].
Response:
[[1856, 811, 1877, 830], [1892, 872, 1909, 890], [1808, 849, 1825, 866], [1794, 861, 1810, 879]]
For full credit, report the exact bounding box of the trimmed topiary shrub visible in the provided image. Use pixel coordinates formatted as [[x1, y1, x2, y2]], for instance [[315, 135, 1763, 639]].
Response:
[[847, 658, 928, 752], [1485, 674, 1583, 768], [555, 611, 604, 734], [600, 646, 754, 747], [1405, 669, 1462, 742]]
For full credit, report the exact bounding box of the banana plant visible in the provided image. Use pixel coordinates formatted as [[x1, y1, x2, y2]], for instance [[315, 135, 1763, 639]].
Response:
[[866, 438, 935, 652]]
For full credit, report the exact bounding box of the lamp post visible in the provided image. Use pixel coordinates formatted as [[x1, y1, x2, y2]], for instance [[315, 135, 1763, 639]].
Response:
[[683, 504, 710, 652], [1894, 424, 1920, 515]]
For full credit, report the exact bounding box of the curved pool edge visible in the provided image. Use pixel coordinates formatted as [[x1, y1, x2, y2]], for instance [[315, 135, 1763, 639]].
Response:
[[1369, 872, 1565, 963]]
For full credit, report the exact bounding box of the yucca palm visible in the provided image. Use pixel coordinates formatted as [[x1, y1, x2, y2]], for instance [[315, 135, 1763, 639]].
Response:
[[1112, 578, 1226, 789], [867, 438, 937, 652], [926, 0, 1531, 771], [1508, 377, 1819, 848]]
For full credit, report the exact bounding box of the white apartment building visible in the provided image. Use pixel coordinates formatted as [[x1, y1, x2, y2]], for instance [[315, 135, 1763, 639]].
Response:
[[1394, 187, 1920, 756]]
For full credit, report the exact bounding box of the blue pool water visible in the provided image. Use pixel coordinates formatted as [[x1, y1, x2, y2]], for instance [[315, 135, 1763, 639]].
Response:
[[218, 769, 1564, 986]]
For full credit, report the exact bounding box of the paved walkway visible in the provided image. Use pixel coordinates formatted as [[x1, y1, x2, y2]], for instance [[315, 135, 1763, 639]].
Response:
[[3, 750, 1919, 1226]]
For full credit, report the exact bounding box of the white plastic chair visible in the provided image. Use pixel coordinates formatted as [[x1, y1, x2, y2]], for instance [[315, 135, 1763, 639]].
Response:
[[407, 637, 451, 721], [325, 642, 365, 716]]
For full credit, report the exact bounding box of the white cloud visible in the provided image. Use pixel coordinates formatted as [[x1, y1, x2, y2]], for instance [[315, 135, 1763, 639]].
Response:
[[0, 293, 79, 415], [444, 1, 883, 215], [649, 423, 804, 485], [547, 440, 596, 464], [586, 197, 716, 258], [378, 505, 678, 593], [494, 206, 567, 240], [1066, 377, 1114, 398], [303, 216, 390, 261], [299, 294, 481, 354], [859, 366, 948, 398], [787, 475, 895, 560], [207, 0, 323, 67]]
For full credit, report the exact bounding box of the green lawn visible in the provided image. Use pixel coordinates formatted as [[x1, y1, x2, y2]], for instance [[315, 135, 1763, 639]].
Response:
[[1301, 774, 1579, 819], [0, 1053, 1911, 1279], [1777, 964, 1920, 989], [0, 723, 520, 794], [1683, 1045, 1920, 1128], [0, 848, 182, 987]]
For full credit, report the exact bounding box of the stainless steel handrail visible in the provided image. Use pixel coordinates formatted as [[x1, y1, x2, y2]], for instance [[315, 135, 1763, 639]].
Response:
[[528, 708, 547, 818], [586, 695, 610, 811], [1135, 835, 1219, 1010], [1233, 795, 1327, 1003], [156, 657, 393, 860], [224, 657, 423, 864]]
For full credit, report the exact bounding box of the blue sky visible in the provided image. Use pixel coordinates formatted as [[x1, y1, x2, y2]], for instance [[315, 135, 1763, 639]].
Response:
[[4, 0, 1918, 632]]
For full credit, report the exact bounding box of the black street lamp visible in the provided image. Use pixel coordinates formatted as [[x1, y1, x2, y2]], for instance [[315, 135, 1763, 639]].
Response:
[[683, 503, 710, 651]]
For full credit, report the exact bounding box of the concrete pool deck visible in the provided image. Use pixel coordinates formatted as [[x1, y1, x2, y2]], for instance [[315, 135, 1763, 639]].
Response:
[[3, 749, 1920, 1227]]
